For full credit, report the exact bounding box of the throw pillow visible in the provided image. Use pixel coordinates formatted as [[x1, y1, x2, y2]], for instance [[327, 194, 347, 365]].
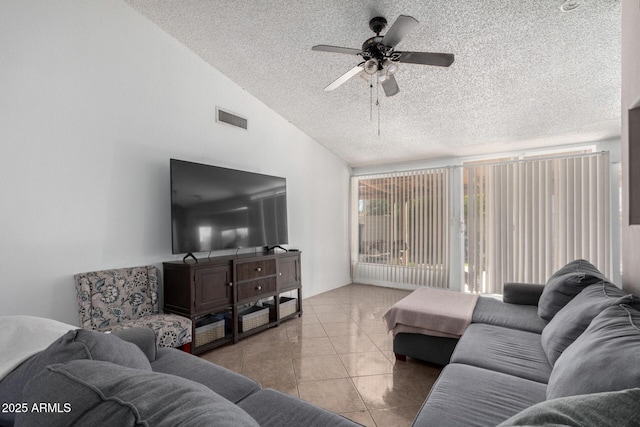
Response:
[[538, 259, 608, 321], [0, 329, 151, 426], [540, 282, 634, 365], [498, 388, 640, 426], [547, 304, 640, 399], [16, 360, 260, 427]]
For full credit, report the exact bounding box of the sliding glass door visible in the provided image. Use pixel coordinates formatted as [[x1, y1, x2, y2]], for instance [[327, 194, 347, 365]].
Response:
[[351, 169, 451, 288], [464, 152, 611, 294]]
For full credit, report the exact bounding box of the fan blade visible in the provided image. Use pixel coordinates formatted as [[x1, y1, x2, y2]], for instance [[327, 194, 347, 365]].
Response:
[[381, 74, 400, 97], [312, 45, 361, 55], [381, 15, 419, 48], [324, 65, 364, 91], [396, 51, 455, 67]]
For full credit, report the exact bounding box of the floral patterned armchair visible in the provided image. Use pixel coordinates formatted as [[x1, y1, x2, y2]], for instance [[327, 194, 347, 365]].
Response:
[[74, 265, 191, 348]]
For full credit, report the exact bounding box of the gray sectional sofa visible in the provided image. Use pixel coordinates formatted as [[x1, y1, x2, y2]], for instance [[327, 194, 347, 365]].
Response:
[[3, 259, 640, 426], [0, 327, 360, 427], [409, 259, 640, 426]]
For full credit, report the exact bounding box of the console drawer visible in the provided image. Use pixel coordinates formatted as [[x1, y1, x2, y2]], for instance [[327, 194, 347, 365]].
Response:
[[237, 277, 277, 301], [236, 259, 276, 281]]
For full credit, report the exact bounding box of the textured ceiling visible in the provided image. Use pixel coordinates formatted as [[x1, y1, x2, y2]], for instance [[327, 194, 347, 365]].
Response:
[[125, 0, 621, 167]]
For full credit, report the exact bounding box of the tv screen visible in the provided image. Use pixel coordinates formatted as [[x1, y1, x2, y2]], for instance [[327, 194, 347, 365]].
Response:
[[170, 159, 288, 254]]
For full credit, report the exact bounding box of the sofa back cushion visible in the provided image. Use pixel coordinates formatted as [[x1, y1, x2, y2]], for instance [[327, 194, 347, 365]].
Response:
[[16, 360, 260, 427], [498, 388, 640, 427], [0, 329, 150, 426], [547, 304, 640, 399], [538, 259, 608, 321], [541, 282, 634, 365]]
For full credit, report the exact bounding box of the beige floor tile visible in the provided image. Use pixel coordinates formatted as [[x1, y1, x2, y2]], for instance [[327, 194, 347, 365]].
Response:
[[200, 356, 243, 373], [321, 321, 363, 337], [297, 378, 366, 413], [286, 323, 328, 342], [281, 313, 320, 328], [245, 363, 299, 398], [329, 334, 379, 354], [289, 336, 336, 356], [352, 373, 430, 410], [292, 354, 349, 381], [306, 296, 339, 306], [351, 305, 391, 323], [391, 358, 442, 385], [198, 283, 442, 424], [311, 303, 351, 314], [316, 311, 354, 323], [339, 351, 394, 377], [381, 350, 396, 363], [298, 312, 321, 324], [301, 302, 315, 313], [340, 410, 376, 427], [241, 325, 289, 344], [242, 355, 294, 384], [243, 338, 291, 357], [369, 405, 422, 427], [367, 332, 394, 351], [357, 319, 390, 335]]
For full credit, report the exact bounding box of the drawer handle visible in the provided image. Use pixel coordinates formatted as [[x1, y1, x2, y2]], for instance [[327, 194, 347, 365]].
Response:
[[256, 267, 262, 272], [256, 285, 262, 291], [228, 282, 233, 287]]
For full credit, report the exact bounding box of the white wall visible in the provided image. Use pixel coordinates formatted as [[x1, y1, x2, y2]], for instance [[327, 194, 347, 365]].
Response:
[[0, 0, 352, 325], [621, 0, 640, 295]]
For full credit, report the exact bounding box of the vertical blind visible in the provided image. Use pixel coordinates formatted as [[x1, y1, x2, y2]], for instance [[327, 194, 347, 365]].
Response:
[[464, 152, 611, 294], [351, 168, 450, 288]]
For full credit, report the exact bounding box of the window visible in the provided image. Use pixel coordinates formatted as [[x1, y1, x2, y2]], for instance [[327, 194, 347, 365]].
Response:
[[351, 169, 450, 288], [464, 152, 611, 294]]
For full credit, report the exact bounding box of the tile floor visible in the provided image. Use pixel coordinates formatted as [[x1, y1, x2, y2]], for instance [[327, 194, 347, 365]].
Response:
[[200, 284, 443, 427]]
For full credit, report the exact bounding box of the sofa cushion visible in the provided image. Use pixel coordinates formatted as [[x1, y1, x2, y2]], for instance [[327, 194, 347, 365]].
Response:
[[111, 327, 158, 362], [238, 389, 361, 427], [16, 360, 259, 427], [451, 323, 551, 383], [472, 296, 548, 333], [547, 304, 640, 399], [538, 259, 608, 321], [152, 347, 261, 404], [413, 364, 546, 427], [498, 388, 640, 426], [0, 329, 151, 426], [541, 282, 633, 365]]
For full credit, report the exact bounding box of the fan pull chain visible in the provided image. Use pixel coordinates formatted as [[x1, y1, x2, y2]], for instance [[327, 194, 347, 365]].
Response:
[[370, 75, 373, 122], [376, 72, 381, 136], [377, 99, 380, 136]]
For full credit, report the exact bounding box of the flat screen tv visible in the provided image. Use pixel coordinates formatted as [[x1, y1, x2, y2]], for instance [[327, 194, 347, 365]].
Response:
[[170, 159, 288, 254]]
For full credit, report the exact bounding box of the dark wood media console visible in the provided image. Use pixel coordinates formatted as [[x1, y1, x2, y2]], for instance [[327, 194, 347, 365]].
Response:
[[163, 252, 302, 354]]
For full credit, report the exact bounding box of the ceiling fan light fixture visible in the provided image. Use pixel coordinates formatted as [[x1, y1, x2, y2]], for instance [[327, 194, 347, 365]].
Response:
[[560, 0, 582, 12], [385, 62, 399, 76], [364, 58, 379, 75], [377, 69, 389, 82]]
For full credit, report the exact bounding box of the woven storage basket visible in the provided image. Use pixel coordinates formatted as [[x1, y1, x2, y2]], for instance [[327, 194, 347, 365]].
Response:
[[239, 306, 269, 333], [278, 297, 297, 318], [264, 297, 297, 319], [195, 318, 225, 347]]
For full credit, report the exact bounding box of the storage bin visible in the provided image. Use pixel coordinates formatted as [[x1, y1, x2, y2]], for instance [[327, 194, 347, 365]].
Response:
[[264, 297, 298, 319], [239, 305, 270, 332], [194, 316, 225, 347]]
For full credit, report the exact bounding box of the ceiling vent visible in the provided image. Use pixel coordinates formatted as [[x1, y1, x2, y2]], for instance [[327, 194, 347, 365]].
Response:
[[216, 107, 248, 130]]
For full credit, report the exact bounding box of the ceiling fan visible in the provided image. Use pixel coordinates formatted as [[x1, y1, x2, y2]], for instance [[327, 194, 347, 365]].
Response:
[[312, 15, 454, 97]]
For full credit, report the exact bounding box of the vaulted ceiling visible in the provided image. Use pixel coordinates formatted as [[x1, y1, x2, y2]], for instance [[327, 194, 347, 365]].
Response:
[[126, 0, 621, 167]]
